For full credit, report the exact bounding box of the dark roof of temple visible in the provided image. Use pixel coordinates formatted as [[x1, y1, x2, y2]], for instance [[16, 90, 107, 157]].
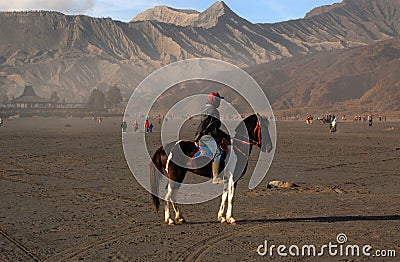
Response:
[[12, 86, 50, 103]]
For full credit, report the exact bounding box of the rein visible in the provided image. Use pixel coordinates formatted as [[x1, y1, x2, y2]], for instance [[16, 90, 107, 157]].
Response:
[[231, 120, 261, 158], [231, 120, 261, 146]]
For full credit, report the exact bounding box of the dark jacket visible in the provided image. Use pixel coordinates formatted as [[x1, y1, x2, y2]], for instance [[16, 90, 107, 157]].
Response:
[[194, 104, 229, 142]]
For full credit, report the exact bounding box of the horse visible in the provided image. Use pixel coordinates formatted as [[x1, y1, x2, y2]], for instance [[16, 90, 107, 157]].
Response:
[[149, 114, 273, 225]]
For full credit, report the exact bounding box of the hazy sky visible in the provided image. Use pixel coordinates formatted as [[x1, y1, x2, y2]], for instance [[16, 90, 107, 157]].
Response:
[[0, 0, 341, 23]]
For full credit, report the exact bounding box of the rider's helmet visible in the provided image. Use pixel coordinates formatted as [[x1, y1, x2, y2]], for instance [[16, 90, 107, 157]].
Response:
[[206, 92, 224, 108]]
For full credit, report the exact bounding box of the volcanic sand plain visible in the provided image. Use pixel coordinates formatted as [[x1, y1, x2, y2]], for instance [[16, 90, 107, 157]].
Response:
[[0, 118, 399, 261]]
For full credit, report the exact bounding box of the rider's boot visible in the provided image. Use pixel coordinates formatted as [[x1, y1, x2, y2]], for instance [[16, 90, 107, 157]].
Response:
[[212, 162, 226, 184]]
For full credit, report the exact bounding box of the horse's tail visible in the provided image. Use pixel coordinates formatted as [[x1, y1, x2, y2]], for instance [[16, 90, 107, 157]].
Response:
[[149, 161, 161, 212]]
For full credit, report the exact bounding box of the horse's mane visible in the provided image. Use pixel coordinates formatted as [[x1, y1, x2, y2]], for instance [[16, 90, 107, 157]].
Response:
[[243, 114, 257, 125]]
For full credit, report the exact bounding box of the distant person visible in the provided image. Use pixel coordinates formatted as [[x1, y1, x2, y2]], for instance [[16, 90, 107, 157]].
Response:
[[368, 115, 373, 127], [325, 114, 330, 123], [121, 120, 127, 133], [0, 117, 3, 127], [144, 119, 150, 133], [157, 115, 161, 125], [149, 123, 154, 133], [132, 120, 138, 132], [305, 115, 310, 124]]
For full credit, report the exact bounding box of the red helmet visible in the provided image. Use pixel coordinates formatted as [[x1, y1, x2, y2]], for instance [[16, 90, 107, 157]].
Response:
[[206, 92, 224, 105]]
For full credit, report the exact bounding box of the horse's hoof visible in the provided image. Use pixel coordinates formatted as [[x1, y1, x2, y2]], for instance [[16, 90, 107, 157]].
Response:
[[227, 218, 237, 225], [219, 217, 227, 224], [175, 218, 186, 224], [165, 219, 175, 225]]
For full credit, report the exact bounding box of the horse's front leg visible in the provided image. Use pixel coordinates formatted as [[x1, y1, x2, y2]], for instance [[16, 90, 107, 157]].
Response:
[[171, 187, 186, 224], [164, 183, 175, 225], [171, 201, 186, 224], [225, 176, 237, 225], [218, 186, 229, 223]]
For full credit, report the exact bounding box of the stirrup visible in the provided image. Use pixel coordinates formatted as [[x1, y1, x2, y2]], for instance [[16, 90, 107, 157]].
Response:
[[212, 176, 227, 184]]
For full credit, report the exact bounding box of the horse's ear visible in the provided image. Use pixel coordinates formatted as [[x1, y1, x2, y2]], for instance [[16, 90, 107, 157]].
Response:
[[257, 113, 267, 121], [258, 114, 270, 125]]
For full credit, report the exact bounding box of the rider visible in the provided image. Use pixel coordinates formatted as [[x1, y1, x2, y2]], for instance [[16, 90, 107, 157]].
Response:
[[194, 92, 230, 184]]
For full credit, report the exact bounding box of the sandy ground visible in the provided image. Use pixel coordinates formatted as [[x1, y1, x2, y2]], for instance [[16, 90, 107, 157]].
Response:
[[0, 117, 399, 261]]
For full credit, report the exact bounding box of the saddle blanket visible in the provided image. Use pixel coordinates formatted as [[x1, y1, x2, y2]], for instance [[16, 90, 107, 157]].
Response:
[[193, 146, 214, 159]]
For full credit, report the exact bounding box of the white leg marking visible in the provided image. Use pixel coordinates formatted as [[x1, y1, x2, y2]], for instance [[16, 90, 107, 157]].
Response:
[[218, 190, 228, 223], [164, 142, 181, 225], [164, 201, 171, 224], [171, 201, 185, 224], [165, 141, 181, 173], [171, 201, 180, 219], [226, 175, 236, 224], [165, 152, 173, 173], [171, 188, 185, 224], [218, 171, 231, 223], [164, 183, 174, 225]]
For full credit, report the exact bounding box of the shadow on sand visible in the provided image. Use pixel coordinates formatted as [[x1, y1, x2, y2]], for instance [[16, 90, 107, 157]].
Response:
[[186, 215, 400, 225], [238, 215, 400, 225]]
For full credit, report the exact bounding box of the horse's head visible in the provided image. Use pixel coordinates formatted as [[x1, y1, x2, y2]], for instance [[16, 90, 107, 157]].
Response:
[[257, 114, 273, 153], [241, 114, 273, 153], [234, 114, 273, 154]]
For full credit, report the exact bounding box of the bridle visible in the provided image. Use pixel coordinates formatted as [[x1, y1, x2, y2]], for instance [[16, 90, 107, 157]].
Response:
[[232, 119, 261, 147], [230, 119, 262, 158], [254, 120, 262, 147]]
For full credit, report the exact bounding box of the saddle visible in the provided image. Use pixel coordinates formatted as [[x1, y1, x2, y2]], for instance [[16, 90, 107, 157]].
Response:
[[192, 138, 230, 160]]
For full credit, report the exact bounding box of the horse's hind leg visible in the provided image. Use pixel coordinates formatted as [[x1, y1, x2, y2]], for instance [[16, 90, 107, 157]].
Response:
[[218, 187, 228, 223], [225, 176, 237, 225], [164, 183, 175, 225]]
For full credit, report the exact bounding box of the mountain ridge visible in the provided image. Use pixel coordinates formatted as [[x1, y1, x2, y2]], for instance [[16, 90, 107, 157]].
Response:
[[248, 36, 400, 113], [131, 1, 243, 28], [0, 0, 400, 113]]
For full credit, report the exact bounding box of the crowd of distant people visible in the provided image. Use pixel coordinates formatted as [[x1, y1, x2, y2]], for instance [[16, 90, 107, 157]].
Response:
[[302, 113, 387, 132], [118, 111, 389, 134], [120, 114, 164, 133]]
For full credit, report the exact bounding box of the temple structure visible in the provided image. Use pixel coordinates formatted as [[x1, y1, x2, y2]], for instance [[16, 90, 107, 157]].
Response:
[[11, 85, 51, 108], [0, 85, 85, 110]]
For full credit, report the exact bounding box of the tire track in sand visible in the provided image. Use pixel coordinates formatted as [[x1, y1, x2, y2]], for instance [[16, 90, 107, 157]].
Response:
[[0, 228, 41, 262], [46, 223, 161, 261], [175, 223, 270, 262]]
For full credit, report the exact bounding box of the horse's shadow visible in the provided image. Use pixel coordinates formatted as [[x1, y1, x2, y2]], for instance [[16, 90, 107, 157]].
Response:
[[239, 215, 400, 224], [187, 215, 400, 225]]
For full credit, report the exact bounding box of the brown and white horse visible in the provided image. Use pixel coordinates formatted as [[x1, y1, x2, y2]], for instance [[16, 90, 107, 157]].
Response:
[[149, 114, 273, 225]]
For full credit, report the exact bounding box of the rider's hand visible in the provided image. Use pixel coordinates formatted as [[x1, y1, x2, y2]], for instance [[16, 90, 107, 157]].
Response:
[[221, 137, 231, 145]]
